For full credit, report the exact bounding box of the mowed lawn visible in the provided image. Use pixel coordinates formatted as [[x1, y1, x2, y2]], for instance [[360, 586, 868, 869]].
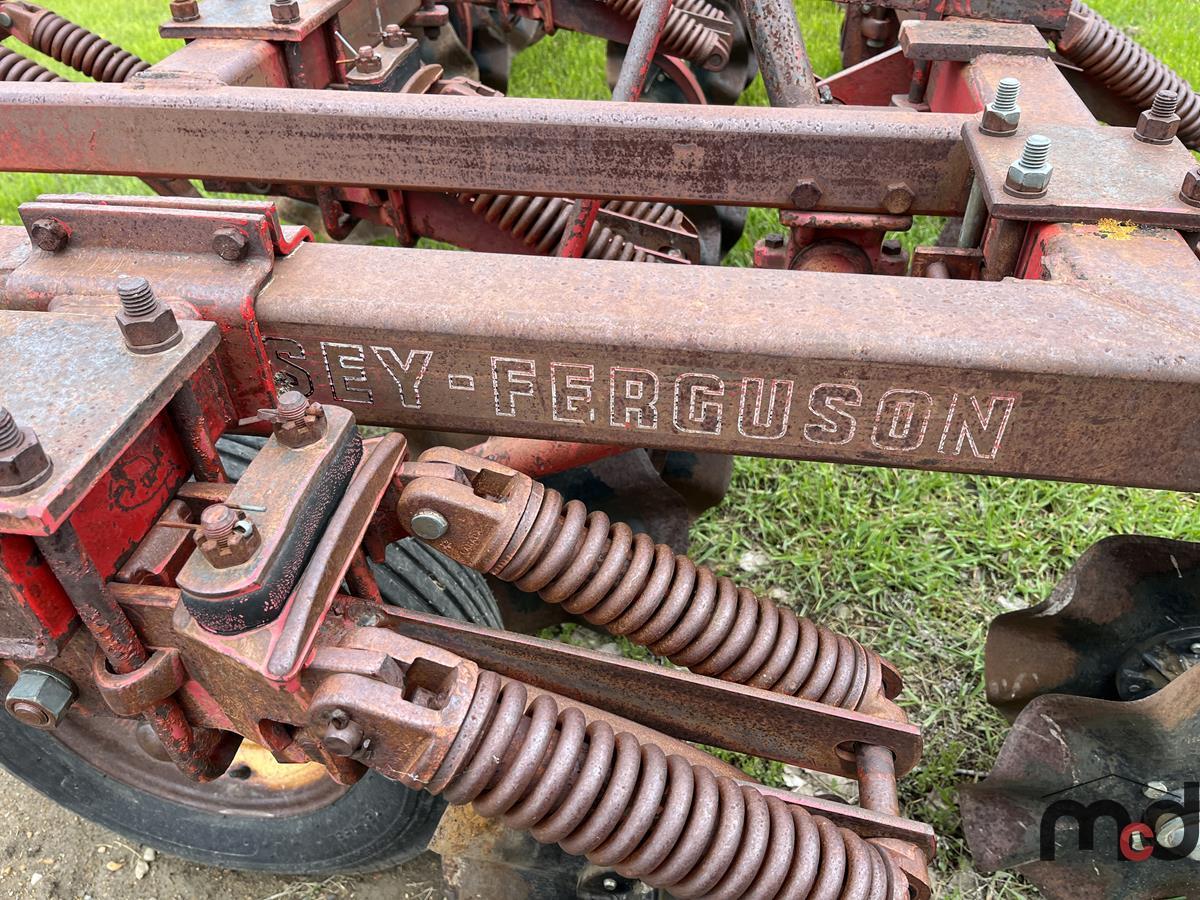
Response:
[[3, 3, 1199, 897]]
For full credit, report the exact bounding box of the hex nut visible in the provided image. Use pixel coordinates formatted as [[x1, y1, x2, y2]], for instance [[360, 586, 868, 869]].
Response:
[[790, 180, 823, 210], [170, 0, 201, 21], [0, 427, 52, 496], [1005, 160, 1053, 197], [1180, 168, 1200, 208], [29, 218, 68, 253], [117, 305, 183, 354], [212, 227, 248, 261], [5, 667, 77, 729], [883, 182, 914, 214], [1134, 109, 1181, 145], [980, 104, 1020, 136], [270, 0, 300, 24]]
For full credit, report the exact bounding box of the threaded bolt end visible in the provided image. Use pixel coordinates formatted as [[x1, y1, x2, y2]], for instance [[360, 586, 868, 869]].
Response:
[[1020, 134, 1051, 168], [993, 77, 1021, 113], [1152, 89, 1179, 118], [200, 504, 239, 542], [0, 408, 21, 453], [276, 391, 310, 424], [116, 276, 158, 317]]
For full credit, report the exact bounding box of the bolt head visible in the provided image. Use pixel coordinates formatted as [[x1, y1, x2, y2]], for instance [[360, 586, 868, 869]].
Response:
[[270, 0, 300, 24], [170, 0, 201, 21], [980, 103, 1021, 136], [0, 426, 52, 496], [321, 714, 364, 756], [764, 232, 785, 249], [410, 509, 449, 540], [212, 227, 248, 261], [382, 24, 407, 47], [790, 179, 823, 210], [1135, 109, 1181, 145], [29, 218, 68, 253], [1180, 168, 1200, 208], [1005, 160, 1053, 197], [116, 304, 182, 354], [5, 667, 76, 729], [883, 182, 914, 214]]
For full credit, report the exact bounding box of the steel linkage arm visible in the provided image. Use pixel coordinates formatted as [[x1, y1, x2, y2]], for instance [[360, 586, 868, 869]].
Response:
[[393, 447, 904, 716], [306, 624, 927, 898]]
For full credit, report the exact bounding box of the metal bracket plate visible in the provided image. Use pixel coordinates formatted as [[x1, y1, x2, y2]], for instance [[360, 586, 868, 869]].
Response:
[[0, 311, 218, 536], [900, 19, 1050, 62], [965, 123, 1200, 229]]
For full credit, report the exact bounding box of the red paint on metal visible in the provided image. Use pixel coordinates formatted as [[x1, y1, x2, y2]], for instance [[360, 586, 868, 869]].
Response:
[[0, 535, 76, 636], [73, 413, 191, 578], [926, 60, 982, 114]]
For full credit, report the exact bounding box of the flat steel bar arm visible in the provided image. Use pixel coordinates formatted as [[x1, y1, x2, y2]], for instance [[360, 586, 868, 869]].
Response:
[[0, 81, 973, 214]]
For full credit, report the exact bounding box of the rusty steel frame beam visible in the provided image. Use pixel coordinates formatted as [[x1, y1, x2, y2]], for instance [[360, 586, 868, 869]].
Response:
[[226, 235, 1200, 493], [0, 81, 973, 215]]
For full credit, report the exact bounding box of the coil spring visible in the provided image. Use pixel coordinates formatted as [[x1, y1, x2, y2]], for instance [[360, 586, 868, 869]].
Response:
[[599, 0, 730, 69], [490, 486, 895, 710], [456, 194, 685, 262], [30, 12, 149, 83], [431, 674, 906, 899], [1058, 0, 1200, 150], [0, 45, 63, 82]]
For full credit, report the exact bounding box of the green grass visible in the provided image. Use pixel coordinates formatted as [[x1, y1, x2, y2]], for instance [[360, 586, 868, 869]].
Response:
[[3, 3, 1199, 897]]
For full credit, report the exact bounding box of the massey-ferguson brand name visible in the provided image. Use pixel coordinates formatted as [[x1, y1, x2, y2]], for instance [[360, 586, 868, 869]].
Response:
[[265, 338, 1020, 462]]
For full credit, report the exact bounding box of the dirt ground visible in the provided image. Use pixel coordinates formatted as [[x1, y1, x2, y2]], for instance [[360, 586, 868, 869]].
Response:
[[0, 768, 444, 900]]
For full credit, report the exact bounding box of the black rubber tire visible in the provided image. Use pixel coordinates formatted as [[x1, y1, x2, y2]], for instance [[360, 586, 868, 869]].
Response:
[[0, 469, 503, 873], [372, 538, 503, 629], [0, 717, 446, 874]]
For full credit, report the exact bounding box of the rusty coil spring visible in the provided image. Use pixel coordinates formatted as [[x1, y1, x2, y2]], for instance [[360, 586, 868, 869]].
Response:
[[1058, 0, 1200, 149], [431, 674, 906, 899], [456, 194, 684, 262], [0, 45, 63, 82], [30, 11, 149, 82], [599, 0, 730, 69], [490, 486, 894, 710]]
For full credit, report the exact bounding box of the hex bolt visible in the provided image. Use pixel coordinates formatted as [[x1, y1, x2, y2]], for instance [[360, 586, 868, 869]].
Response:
[[169, 0, 201, 21], [980, 77, 1021, 136], [201, 503, 239, 542], [4, 667, 77, 730], [882, 182, 914, 214], [0, 407, 52, 497], [1004, 134, 1053, 198], [356, 45, 382, 74], [789, 179, 823, 210], [212, 227, 247, 261], [0, 409, 21, 454], [1180, 167, 1200, 208], [1135, 89, 1182, 145], [411, 509, 449, 540], [115, 275, 183, 354], [270, 0, 300, 24], [764, 232, 785, 250], [29, 218, 68, 253]]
